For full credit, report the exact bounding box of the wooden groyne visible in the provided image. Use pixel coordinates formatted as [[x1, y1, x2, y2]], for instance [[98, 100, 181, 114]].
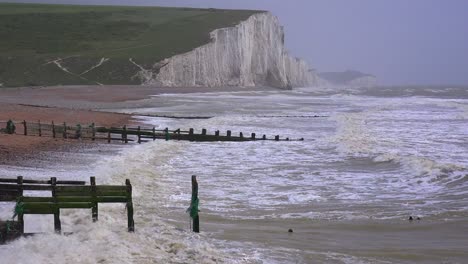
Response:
[[0, 120, 304, 143], [0, 176, 134, 244]]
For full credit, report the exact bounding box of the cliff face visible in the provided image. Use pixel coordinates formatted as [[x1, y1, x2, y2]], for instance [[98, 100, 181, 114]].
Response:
[[141, 12, 319, 88]]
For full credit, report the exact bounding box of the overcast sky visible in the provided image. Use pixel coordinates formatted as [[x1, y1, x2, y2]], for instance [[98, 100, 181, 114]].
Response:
[[3, 0, 468, 85]]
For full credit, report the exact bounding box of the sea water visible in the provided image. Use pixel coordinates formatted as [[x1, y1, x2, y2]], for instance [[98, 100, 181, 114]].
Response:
[[0, 86, 467, 263]]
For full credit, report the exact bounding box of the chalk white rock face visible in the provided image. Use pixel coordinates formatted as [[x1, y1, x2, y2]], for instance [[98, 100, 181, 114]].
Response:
[[141, 12, 318, 88]]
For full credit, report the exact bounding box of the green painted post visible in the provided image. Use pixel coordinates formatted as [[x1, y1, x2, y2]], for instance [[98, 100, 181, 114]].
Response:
[[51, 177, 61, 234], [91, 177, 98, 222], [17, 175, 24, 234]]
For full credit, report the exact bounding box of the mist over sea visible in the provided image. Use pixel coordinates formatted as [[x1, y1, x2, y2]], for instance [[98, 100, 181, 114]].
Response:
[[1, 86, 467, 263]]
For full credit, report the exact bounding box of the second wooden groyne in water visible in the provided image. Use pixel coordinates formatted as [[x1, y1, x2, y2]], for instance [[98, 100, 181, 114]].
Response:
[[0, 120, 304, 143]]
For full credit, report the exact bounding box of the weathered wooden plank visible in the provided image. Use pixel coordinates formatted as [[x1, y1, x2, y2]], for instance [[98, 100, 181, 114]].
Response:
[[0, 179, 85, 185], [0, 184, 53, 191], [55, 185, 126, 192], [22, 196, 128, 203], [55, 190, 128, 197]]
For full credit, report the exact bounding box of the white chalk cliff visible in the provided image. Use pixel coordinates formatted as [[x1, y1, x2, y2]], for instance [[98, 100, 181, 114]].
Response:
[[139, 12, 319, 88]]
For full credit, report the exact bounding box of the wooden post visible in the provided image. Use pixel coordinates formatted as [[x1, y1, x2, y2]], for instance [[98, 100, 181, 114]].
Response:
[[17, 176, 24, 233], [191, 175, 199, 233], [262, 135, 266, 140], [152, 127, 156, 141], [165, 127, 169, 141], [239, 132, 243, 138], [125, 179, 135, 232], [17, 176, 23, 196], [251, 133, 256, 140], [107, 130, 111, 143], [23, 120, 27, 136], [38, 120, 42, 137], [91, 123, 96, 141], [189, 128, 194, 141], [137, 126, 141, 144], [227, 130, 231, 138], [176, 128, 181, 140], [52, 121, 56, 138], [51, 177, 61, 233], [215, 130, 220, 137], [202, 129, 207, 135], [123, 125, 127, 143], [17, 196, 24, 234], [91, 177, 98, 222], [63, 122, 67, 139], [275, 135, 280, 141]]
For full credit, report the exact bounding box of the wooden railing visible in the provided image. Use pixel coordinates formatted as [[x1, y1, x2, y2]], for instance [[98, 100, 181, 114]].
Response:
[[0, 120, 304, 143], [0, 176, 134, 243]]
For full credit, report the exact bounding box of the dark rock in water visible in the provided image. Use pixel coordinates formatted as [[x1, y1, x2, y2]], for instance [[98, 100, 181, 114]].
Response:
[[409, 216, 414, 221], [288, 229, 293, 233], [0, 221, 22, 244], [416, 217, 421, 220]]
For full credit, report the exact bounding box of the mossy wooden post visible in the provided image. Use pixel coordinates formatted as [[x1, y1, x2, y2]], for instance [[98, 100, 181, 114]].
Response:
[[125, 179, 135, 232], [17, 176, 24, 233], [262, 135, 266, 140], [91, 176, 98, 222], [91, 123, 96, 141], [215, 130, 220, 137], [137, 126, 141, 144], [152, 127, 156, 141], [227, 130, 231, 138], [107, 129, 111, 143], [251, 133, 256, 140], [51, 177, 61, 234], [23, 120, 27, 136], [275, 135, 280, 141], [191, 175, 200, 233], [63, 122, 67, 139], [38, 120, 42, 137], [239, 132, 243, 139], [165, 127, 169, 141], [52, 121, 56, 138], [202, 129, 207, 135]]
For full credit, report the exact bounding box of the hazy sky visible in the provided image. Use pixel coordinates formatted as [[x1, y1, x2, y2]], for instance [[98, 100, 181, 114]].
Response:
[[3, 0, 468, 85]]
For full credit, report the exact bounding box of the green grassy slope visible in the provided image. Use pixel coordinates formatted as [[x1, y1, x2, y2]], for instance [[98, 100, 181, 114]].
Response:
[[0, 3, 261, 87]]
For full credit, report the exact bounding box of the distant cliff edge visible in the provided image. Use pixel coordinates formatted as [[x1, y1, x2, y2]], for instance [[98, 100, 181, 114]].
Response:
[[140, 12, 320, 89], [318, 70, 377, 88]]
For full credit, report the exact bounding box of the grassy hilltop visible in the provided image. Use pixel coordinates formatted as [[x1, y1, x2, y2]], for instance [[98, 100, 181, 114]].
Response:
[[0, 3, 261, 87]]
